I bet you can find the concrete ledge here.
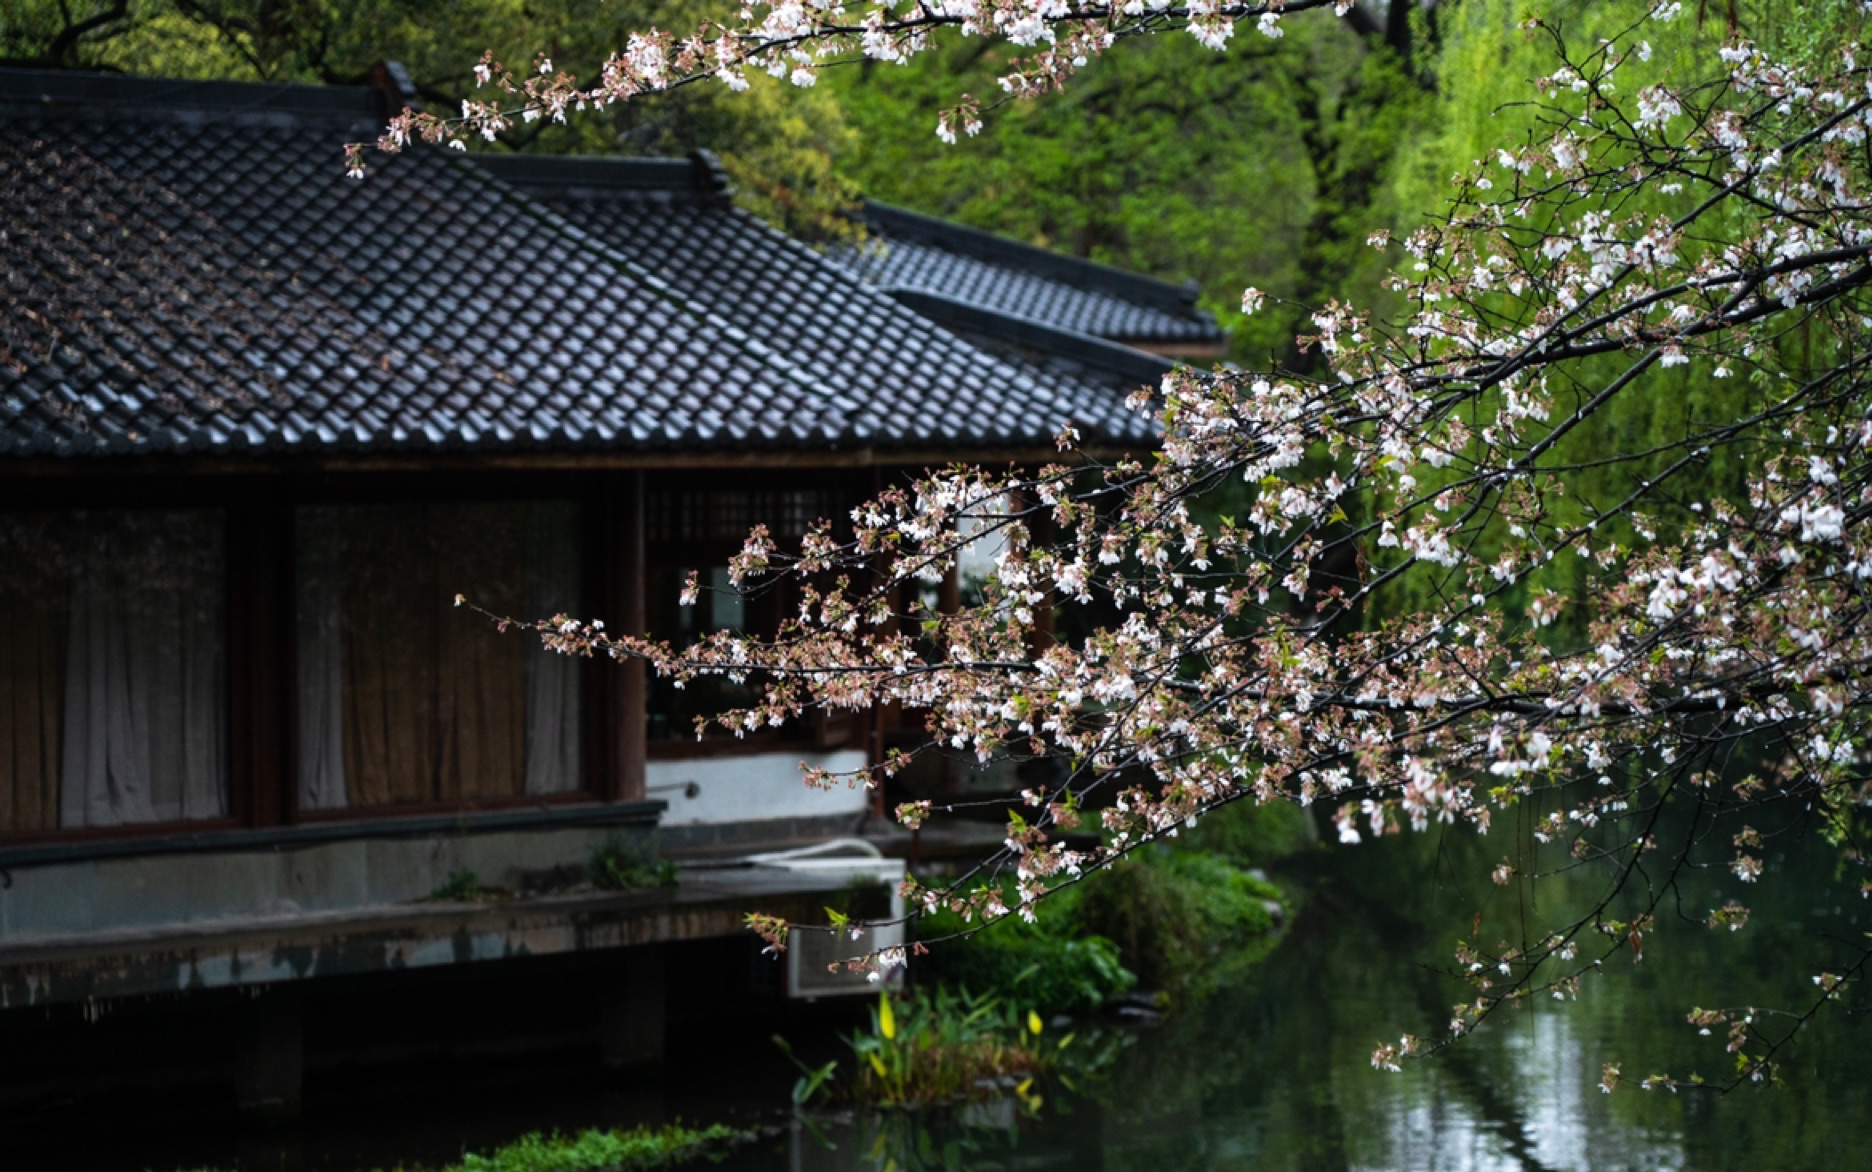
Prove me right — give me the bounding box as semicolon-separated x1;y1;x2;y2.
0;867;887;1010
647;748;869;826
657;813;866;856
0;800;666;870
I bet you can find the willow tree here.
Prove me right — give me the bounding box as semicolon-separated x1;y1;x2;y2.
408;0;1872;1086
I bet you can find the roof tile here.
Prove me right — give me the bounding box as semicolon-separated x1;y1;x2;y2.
2;70;1164;461
841;201;1223;348
476;154;1162;451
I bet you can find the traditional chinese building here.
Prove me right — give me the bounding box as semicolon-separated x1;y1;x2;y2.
0;65;1217;1114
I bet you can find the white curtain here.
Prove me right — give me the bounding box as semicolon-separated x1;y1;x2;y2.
58;512;227;828
523;501;583;796
295;508;349;811
293;500;585;810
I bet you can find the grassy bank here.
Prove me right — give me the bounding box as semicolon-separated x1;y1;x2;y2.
785;801;1311;1111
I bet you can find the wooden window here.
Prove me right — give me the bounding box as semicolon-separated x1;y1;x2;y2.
644;563;783;744
0;508;228;834
293;500;586;811
646;486;837;546
642;481;850;750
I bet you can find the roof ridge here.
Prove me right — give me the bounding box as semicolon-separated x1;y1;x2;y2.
885;290;1173;386
861;199;1208;319
472;151;732;202
0;67;388;128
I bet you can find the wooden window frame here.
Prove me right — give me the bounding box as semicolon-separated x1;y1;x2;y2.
0;477;253;846
0;463;883;847
280;471;611;823
0;468;624;846
641;471;866;759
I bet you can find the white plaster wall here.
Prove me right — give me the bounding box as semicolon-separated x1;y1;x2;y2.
646;748;870;825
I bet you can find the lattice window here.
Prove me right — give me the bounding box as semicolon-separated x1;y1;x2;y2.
647;487;835;545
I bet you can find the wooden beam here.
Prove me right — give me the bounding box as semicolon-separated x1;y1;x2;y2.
617;471;648;803
0;444;1153;480
599;943;666;1075
228;481;288;828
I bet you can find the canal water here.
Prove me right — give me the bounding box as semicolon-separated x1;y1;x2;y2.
27;817;1872;1171
744;817;1872;1172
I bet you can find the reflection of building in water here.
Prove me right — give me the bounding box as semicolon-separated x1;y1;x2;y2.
1371;1009;1690;1172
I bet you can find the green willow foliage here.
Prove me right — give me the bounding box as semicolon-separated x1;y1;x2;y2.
1367;0;1867;629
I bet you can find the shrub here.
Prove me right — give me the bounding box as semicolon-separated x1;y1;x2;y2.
917;846;1286;1007
919;906;1135;1015
1065;849;1284;1000
1173;799;1315;868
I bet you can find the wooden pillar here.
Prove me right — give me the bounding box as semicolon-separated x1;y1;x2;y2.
937;561;961;617
936;559;961;796
1030;499;1057;653
229;480;288;829
234;985;303;1122
616;470;648;803
599;943;666;1075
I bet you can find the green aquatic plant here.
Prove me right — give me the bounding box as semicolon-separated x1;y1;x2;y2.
846;988;1060;1109
443;1122;748;1172
773;1033;841;1108
163;1123;745;1172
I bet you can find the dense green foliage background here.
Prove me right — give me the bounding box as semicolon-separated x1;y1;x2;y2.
826;12;1438;364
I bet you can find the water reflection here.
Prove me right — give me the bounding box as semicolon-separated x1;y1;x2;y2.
770;820;1870;1172
36;817;1867;1171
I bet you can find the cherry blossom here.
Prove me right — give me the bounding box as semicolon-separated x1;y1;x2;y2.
450;3;1872;1085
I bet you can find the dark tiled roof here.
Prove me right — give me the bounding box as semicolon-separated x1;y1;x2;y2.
0;70;1157;461
836;201;1224;348
473;154;1159;449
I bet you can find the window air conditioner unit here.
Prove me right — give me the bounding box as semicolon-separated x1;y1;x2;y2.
746;841;906;1000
